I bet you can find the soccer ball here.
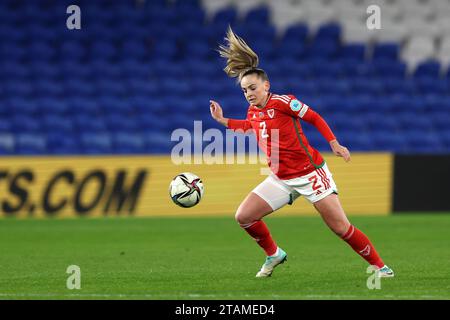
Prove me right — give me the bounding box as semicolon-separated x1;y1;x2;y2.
169;172;204;208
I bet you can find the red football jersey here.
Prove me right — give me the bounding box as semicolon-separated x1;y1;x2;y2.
227;93;334;180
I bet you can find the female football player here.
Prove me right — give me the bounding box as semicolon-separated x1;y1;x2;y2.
209;27;394;278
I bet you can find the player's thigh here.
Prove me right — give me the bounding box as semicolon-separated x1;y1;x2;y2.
235;192;273;225
235;175;293;224
313;193;350;236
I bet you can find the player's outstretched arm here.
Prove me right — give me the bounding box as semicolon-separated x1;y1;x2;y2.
209;100;252;132
301;107;351;162
209;100;229;127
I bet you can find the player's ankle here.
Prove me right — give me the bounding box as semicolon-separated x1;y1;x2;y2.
269;247;280;257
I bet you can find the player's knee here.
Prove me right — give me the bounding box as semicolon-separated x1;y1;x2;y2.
235;209;253;225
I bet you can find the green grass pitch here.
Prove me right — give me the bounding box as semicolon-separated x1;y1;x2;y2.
0;214;449;300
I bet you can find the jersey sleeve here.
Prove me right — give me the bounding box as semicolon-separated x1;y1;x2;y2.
272;94;309;118
227;118;252;131
279;94;336;142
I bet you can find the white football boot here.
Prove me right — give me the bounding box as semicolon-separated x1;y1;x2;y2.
255;248;287;278
377;265;395;278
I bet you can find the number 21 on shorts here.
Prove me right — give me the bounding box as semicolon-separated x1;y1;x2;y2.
308;175;322;191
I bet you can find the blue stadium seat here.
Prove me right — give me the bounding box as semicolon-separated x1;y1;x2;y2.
338;131;373;151
120;40;149;60
132;96;165;115
12;115;42;133
212;7;238;25
69;98;101;115
372;132;407;152
308;40;339;59
9;98;39;115
415;78;449;95
390;94;422;113
340;44;366;61
350;77;384;95
151;40;178;60
27;41;56;61
414;60;442;79
366;114;399;132
431;112;450;130
0;133;14;154
310;61;345;79
277;38;306;62
244;6;270;25
34;80;65;97
38;98;70;115
16;133;47;154
282;23;309;43
143;133;173;153
373;60;406;78
89;41;117;60
403;131;443;153
3;82;34;98
185;60;219;78
59;62;92;79
105;114;138;132
383;78;416;95
289;79;319;96
317;79;351;96
0;42;27;61
0;62;30;80
441;130;450;149
73;115;108;133
183;40;213;60
96;80;127;97
315;23;341;41
397;113;433;131
64;79;96;97
176;6;205;27
328;113;366;132
138;113;171;132
112;132;145;154
372;43;399;61
0;117;12;133
342;61;375;77
249;39;276;60
91;60;122;79
80;132;112;154
422;94;450;112
30;62;60;80
42;115;74;133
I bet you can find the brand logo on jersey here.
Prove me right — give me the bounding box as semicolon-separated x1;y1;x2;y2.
252;114;257;119
316;190;322;196
267;109;275;118
290;99;302;112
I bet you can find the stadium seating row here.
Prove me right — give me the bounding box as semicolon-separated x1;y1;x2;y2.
0;0;448;155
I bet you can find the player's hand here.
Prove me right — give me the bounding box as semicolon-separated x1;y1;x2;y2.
330;140;351;162
209;100;228;126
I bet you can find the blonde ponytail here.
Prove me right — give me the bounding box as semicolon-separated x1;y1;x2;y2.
218;26;260;81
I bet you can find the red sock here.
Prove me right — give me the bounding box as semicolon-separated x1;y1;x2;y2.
240;220;278;256
341;225;384;268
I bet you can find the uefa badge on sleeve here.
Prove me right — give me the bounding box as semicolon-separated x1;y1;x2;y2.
290;99;302;112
